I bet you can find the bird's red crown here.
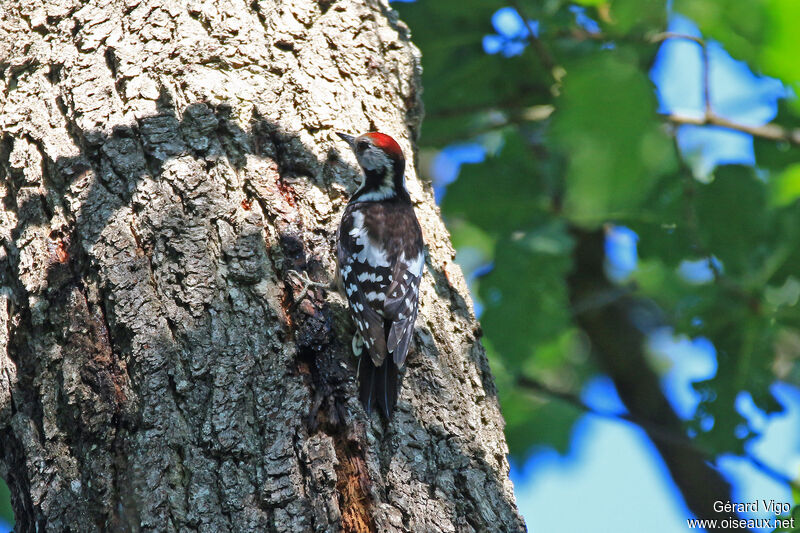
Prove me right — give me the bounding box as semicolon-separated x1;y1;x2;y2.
365;132;403;159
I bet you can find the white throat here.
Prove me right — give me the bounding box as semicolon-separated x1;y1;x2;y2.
355;183;396;202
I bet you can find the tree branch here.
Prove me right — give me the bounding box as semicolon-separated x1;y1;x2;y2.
510;1;557;79
665;112;800;145
517;375;800;493
567;227;750;529
517;376;699;452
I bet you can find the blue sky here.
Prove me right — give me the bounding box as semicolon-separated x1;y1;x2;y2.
650;15;787;179
431;5;799;533
510;380;799;532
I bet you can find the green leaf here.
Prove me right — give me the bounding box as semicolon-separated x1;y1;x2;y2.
448;218;495;259
504;392;579;456
441;130;548;236
632;259;695;319
761;0;800;99
551;51;676;226
692;310;780;454
478;225;573;369
673;0;766;66
486;341;582;456
771;163;800;207
754;102;800;170
627;172;694;267
765;204;800;286
695;165;769;276
609;0;667;35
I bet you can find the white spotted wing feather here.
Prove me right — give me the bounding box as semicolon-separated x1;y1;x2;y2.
337;203;423;368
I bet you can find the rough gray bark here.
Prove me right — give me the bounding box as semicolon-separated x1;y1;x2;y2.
0;0;526;531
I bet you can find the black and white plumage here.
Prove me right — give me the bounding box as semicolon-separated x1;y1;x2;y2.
335;132;424;419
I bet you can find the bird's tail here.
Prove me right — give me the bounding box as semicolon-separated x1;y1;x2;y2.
358;355;399;419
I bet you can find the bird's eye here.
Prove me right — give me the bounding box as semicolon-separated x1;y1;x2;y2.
356;140;370;152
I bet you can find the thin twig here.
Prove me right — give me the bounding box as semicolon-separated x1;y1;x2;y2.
650;31;705;46
701;40;712;116
510;0;557;78
669;133;725;284
517;376;698;451
665;112;800;145
744;453;800;492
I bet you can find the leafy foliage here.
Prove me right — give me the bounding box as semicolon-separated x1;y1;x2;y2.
552;51;676;224
673;0;765;65
396;0;800;475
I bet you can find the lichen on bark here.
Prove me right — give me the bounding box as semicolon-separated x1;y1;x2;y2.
0;0;526;531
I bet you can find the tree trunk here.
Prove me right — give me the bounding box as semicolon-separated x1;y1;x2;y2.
0;0;525;531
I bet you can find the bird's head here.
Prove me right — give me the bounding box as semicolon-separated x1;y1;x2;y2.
337;132;408;203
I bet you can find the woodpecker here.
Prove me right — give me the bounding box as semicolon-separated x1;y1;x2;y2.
333;131;424;419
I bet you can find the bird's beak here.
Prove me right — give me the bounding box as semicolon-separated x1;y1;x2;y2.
336;132;356;150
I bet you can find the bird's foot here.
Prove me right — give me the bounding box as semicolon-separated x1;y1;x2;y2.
286;270;331;311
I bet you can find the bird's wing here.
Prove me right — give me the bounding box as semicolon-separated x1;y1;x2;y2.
384;249;424;367
338;207;393;366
